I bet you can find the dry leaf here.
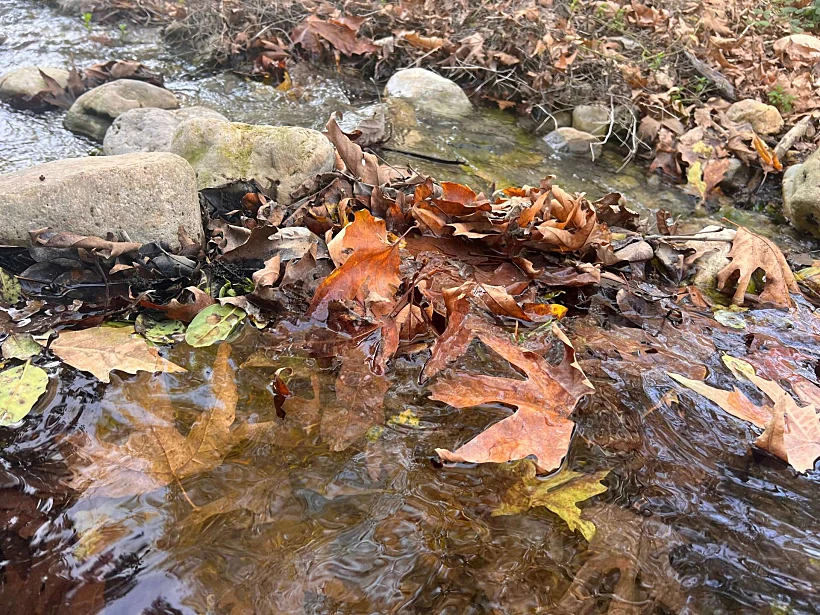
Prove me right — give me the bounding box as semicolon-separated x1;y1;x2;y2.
49;326;186;383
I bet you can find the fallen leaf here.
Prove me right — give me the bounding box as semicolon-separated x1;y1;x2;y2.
0;361;49;426
493;461;609;541
752;133;783;172
1;333;42;360
135;314;186;345
322;347;389;451
68;344;237;500
430;295;594;472
716;227;800;307
185;304;246;348
140;286;216;323
49;326;186;383
0;268;22;304
668;372;770;427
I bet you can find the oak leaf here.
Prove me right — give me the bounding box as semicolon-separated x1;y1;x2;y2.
49;326;186;383
68;343;238;500
716;227;800;307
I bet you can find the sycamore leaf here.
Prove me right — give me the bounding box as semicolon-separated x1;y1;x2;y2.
135;314;186;345
307;215;402;321
493;461;610;541
429;292;594;472
0;361;49;426
327;209;392;267
49;326;186;383
68;343;237;500
716;227;800;308
184;473;292;528
668;373;770;427
185;304;246;348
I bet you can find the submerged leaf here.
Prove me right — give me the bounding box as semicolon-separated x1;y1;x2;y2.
493;461;609;541
185;304;246;348
135;314;186;345
68;344;237;500
1;333;42;360
0;361;49;426
0;268;22;304
49;326;186;383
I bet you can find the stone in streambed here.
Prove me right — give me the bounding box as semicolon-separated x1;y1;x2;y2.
726;99;783;135
0;66;71;110
782;150;820;236
0;152;202;249
384;68;472;118
543;127;602;158
103;106;229;155
170;118;335;204
65;79;179;141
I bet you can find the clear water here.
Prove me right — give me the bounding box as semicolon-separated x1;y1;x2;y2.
2;2;820;614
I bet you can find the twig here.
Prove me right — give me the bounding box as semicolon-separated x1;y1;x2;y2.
775;116;813;160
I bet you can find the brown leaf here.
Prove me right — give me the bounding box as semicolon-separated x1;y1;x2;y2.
752;133;783;172
716;227;800;307
429;298;594;472
323;347;389;451
68;344;236;500
325;116;389;186
291;15;378;56
307;213;402;321
140;286;216;323
668;373;771;427
49;326;186;383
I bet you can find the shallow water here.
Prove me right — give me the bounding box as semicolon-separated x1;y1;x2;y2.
3;2;820;614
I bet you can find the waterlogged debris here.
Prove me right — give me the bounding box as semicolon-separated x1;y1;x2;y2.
389;408;420;428
430;293;594;473
49;325;186;383
135;314;186;345
1;333;42;360
0;360;49;426
716;227;800;308
185;304;246;347
140;286;216;323
68;344;237;501
714;309;746;329
0;268;22;304
670;356;820;473
493;461;609;541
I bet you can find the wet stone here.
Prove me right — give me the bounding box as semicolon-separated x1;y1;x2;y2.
103;106;229;155
384;67;472;118
543;127;602;158
0;152;203;249
0;66;70;110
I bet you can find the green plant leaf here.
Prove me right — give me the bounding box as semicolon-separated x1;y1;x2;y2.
1;333;42;360
0;361;49;426
493;461;610;541
0;268;21;304
135;314;186;345
184;304;246;348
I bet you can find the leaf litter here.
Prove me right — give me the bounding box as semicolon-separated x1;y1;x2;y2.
2;103;820;610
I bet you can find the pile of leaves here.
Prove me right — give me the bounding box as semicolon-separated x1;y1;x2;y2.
1;111;819;549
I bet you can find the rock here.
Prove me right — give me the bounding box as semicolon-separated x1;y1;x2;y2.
103;106;229;155
170;118;335;203
540;110;573;132
384;68;472;118
0;66;71;110
782;153;820;236
719;157;750;193
726;99;784;135
572;105;611;137
64;79;179;141
0;153;202;249
543;128;602;158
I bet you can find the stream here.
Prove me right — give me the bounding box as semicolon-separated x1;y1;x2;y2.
2;1;820;614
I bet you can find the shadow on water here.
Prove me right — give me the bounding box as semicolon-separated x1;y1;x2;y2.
3;1;820;613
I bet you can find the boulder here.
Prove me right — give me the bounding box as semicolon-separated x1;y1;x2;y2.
543;127;602;158
103;106;229;155
726;99;784;135
0;153;202;249
0;66;71;110
64;79;179;141
170;118;335;203
384;68;472;118
783;154;820;236
540;110;573;132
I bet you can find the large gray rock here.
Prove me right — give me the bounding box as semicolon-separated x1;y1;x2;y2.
170;118;335;204
65;79;179;141
543;127;602;158
572;105;611;137
103;106;229;155
0;66;71;110
384;68;472;118
0;153;202;249
783;154;820;236
726;99;784;135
